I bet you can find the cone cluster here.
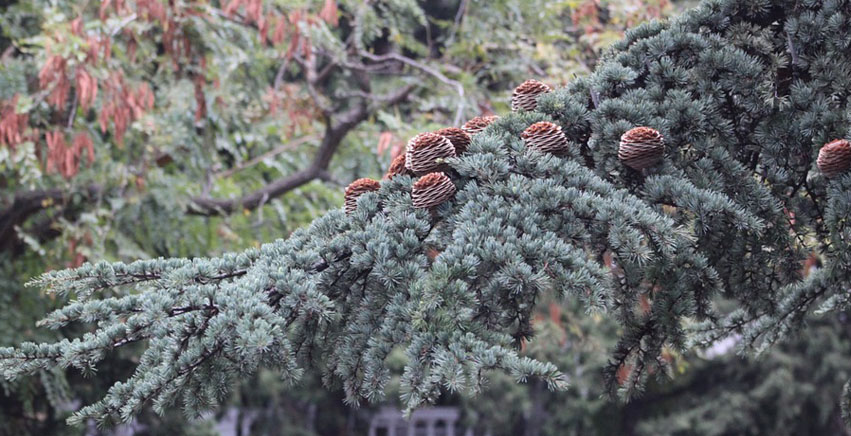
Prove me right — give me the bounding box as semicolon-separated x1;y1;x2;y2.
522;121;569;155
344;178;381;214
412;172;456;209
618;127;665;170
817;139;851;178
405;132;456;175
512;80;552;112
434;127;471;155
384;154;412;179
462;116;499;135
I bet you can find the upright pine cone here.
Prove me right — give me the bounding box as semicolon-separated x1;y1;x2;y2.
817;139;851;178
384;154;412;179
405;132;456;175
344;178;381;214
511;79;552;112
434;127;472;155
521;121;569;155
618;127;665;170
462;115;499;135
412;172;456;209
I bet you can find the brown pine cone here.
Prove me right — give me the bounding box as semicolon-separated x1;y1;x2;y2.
412;172;456;209
434;127;472;155
384;154;413;179
817;139;851;178
344;178;381;214
618;127;665;170
462;115;499;135
511;79;552;112
405;132;456;175
521;121;569;155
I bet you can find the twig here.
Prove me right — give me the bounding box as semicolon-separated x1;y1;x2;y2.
66;91;78;129
786;31;799;66
336;84;416;104
273;58;290;91
445;0;469;47
214;135;319;179
590;88;601;109
296;52;334;115
109;13;138;37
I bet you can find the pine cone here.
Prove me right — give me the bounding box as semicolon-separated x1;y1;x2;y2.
412;172;456;209
511;79;552;112
434;127;472;155
462;115;499;135
384;154;412;179
405;132;456;175
618;127;665;170
344;178;381;214
817;139;851;178
521;121;569;155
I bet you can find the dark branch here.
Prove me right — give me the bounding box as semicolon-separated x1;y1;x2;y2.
0;185;102;251
189;82;414;216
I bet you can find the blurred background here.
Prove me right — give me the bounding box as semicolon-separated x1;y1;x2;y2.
1;0;850;434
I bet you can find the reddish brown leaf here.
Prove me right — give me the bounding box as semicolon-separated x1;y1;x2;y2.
246;0;262;23
224;0;241;16
72;132;95;165
70;17;83;36
0;95;29;148
75;67;98;111
319;0;339;26
258;15;269;45
376;131;393;156
99;0;112;20
272;14;287;45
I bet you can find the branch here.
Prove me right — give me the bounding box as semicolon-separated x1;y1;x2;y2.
190;74;415;216
337;84;417;105
445;0;469;47
108;13;138;37
296;52;334;115
213;135;319;179
360;51;466;125
0;185;102;251
189;102;371;215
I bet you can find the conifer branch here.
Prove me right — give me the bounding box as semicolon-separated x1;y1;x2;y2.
7;0;851;426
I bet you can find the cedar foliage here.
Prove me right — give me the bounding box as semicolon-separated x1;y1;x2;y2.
4;0;851;427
